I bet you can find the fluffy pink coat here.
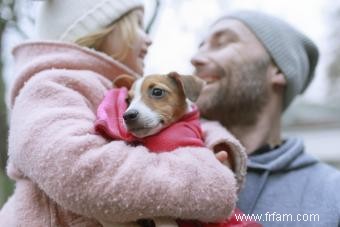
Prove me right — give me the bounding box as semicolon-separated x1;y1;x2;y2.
0;41;245;227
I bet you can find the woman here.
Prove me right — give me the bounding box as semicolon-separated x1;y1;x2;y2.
0;0;245;226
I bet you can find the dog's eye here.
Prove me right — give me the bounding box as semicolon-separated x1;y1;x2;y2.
125;97;131;105
150;88;165;98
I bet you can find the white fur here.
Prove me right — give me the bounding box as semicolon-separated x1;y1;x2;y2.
186;99;194;112
125;78;163;138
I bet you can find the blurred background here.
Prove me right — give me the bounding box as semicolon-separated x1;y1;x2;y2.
0;0;339;208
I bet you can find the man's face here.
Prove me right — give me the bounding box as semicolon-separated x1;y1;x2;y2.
191;19;271;127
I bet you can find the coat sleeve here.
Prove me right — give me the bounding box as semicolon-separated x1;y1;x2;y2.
8;70;237;223
200;120;247;191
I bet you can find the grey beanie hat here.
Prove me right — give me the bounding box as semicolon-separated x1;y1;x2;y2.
221;11;319;111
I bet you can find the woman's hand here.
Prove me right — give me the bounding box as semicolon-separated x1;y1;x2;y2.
200;119;247;191
215;150;232;169
213;144;234;171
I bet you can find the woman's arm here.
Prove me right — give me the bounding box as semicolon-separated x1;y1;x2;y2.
201;120;247;190
8;69;237;223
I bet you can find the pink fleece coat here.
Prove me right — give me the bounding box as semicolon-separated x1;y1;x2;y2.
0;41;245;227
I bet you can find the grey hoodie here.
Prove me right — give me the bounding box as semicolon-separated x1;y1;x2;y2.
237;137;340;227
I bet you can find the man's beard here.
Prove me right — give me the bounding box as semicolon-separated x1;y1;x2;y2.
198;60;270;128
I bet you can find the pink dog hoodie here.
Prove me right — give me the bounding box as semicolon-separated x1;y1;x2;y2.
95;87;204;151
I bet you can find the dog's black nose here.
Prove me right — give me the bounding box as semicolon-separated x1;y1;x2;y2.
123;110;139;122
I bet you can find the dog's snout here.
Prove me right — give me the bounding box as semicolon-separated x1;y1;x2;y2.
123;110;139;122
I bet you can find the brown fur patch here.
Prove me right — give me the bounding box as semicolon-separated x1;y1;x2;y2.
140;75;188;126
113;74;136;89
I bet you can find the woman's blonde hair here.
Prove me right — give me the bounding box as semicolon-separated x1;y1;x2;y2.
75;9;140;61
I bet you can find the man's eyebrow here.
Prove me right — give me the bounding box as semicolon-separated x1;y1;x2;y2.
198;28;239;48
212;28;239;40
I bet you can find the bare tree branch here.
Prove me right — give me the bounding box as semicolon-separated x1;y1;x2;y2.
146;0;161;34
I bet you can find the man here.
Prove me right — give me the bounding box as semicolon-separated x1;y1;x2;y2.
191;11;340;226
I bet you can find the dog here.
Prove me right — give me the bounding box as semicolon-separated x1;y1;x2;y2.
115;71;205;139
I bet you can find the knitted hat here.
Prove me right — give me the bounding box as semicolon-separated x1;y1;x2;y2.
219;11;319;111
36;0;144;42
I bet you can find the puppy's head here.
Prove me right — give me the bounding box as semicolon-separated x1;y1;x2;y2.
113;72;205;138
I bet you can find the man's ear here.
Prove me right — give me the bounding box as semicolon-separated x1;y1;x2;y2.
270;64;286;87
167;72;206;102
113;74;136;89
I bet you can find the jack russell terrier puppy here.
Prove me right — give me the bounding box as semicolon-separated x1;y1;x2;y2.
120;71;204;139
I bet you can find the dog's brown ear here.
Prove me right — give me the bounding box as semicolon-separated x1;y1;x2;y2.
168;72;205;102
113;74;136;89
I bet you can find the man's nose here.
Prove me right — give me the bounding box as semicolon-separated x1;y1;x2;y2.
191;53;209;67
123;110;139;122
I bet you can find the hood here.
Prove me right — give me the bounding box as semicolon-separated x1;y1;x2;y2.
237;137;319;214
248;137;318;172
10;41;139;107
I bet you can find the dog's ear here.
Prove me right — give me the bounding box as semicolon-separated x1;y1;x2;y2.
113;74;136;89
168;72;205;102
